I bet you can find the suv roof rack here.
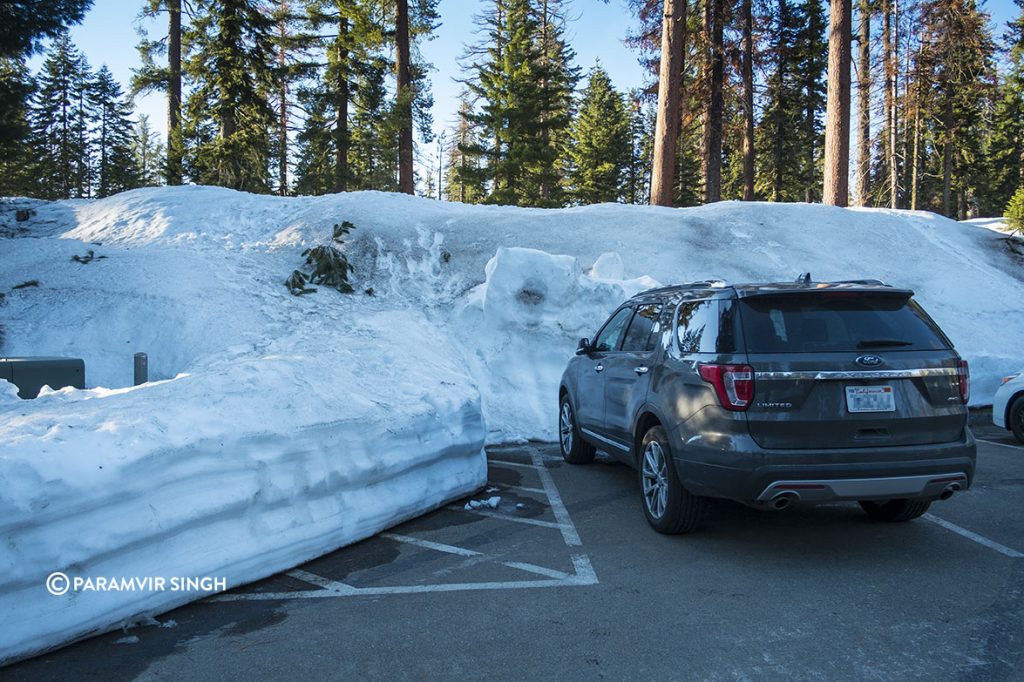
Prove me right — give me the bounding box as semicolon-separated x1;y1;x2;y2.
638;279;730;297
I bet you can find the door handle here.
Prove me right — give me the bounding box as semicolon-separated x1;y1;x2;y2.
634;366;649;375
595;364;604;372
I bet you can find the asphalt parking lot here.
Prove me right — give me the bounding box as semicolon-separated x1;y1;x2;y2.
5;431;1022;681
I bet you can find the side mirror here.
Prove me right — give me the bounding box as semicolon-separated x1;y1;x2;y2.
576;338;591;355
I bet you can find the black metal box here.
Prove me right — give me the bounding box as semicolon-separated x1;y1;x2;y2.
0;357;85;399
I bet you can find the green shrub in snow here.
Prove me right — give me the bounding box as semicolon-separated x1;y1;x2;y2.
285;221;356;296
1005;187;1024;234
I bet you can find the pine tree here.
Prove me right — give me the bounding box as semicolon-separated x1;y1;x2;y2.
132;114;165;186
565;64;631;204
624;90;653;205
133;0;184;185
981;0;1024;215
29;33;93;199
90;65;139;196
915;0;994;218
0;0;91;167
460;0;576;207
182;0;276;192
756;0;803;202
0;57;34;196
445;89;487;203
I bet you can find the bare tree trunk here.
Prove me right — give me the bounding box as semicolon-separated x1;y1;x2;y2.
396;0;414;195
856;0;871;206
702;0;724;203
278;0;288;196
167;0;182;186
333;12;349;193
823;0;852;206
741;0;755;200
650;0;687;207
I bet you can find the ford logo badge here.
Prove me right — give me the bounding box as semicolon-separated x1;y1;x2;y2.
856;354;884;367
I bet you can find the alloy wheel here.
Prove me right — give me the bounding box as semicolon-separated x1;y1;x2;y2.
560;402;573;455
642;441;669;519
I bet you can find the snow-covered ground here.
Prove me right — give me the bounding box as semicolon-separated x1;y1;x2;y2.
2;187;1023;663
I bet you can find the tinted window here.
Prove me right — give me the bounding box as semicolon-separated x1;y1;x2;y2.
593;307;633;352
738;294;950;353
676;299;720;353
622;304;661;352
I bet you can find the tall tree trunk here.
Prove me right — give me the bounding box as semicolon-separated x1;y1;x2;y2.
823;0;852;206
856;0;871;206
278;0;288;196
396;0;414;195
741;0;755;200
910;78;921;210
882;0;898;208
333;12;349;193
942;105;953;217
167;0;182;186
539;0;550;201
702;0;724;203
772;0;789;203
650;0;686;207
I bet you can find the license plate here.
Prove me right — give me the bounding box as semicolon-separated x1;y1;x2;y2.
845;385;896;413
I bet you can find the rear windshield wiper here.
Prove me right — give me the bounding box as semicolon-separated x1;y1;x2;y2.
856;339;913;348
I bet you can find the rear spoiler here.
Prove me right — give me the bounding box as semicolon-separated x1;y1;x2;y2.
736;286;915;299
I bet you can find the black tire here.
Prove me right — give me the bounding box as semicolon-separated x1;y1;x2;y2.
638;426;704;534
559;395;595;464
1009;394;1024;444
859;499;931;522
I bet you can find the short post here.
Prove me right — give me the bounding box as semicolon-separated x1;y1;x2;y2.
134;352;148;386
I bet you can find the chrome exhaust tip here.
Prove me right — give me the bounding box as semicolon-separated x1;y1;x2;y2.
771;491;799;510
939;482;962;501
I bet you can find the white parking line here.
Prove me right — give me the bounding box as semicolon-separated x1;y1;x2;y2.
923;514;1024;559
529;446;583;548
445;505;568;530
488;459;542;470
976;438;1023;451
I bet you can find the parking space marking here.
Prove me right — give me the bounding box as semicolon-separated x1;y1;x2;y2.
977;438;1023;451
528;446;584;548
487;459;543;470
445;505;568;530
206;451;598;603
285;570;357;594
501;484;547;495
380;532;480;557
924;514;1024;559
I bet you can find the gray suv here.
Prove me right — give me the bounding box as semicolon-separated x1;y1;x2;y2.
558;277;976;534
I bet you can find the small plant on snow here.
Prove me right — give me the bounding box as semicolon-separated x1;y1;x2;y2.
285;221;356;295
1005;186;1024;236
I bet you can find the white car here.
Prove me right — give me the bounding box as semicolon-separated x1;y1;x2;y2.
992;370;1024;443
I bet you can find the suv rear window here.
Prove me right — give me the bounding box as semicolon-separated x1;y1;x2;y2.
738;294;950;353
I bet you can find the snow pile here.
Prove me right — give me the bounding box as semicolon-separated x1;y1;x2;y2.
2;187;1024;663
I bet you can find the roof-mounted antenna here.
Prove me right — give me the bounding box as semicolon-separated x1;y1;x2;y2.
796;272;812;284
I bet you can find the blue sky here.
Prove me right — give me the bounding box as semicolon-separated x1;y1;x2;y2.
28;0;1022;178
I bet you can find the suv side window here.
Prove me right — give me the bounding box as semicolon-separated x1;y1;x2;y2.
621;304;662;352
593;307;634;352
676;299;719;353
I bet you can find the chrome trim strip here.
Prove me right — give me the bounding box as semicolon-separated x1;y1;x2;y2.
580;427;631;451
754;368;958;381
755;472;968;502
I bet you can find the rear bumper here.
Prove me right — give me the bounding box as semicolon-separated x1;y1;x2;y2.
755;472;968;503
672;428;977;504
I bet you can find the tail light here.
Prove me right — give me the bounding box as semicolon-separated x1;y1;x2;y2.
956;359;970;404
699;363;754;411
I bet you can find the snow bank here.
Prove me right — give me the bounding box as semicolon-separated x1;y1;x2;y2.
2;187;1024;662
